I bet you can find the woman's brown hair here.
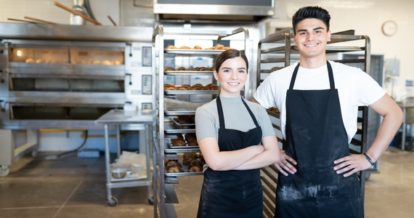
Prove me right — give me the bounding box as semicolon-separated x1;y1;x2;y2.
214;49;248;73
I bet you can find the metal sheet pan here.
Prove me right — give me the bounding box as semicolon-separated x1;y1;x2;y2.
164;98;202;115
164;122;195;134
165;49;224;55
165;70;213;76
165;171;202;177
165;90;218;95
171;117;195;128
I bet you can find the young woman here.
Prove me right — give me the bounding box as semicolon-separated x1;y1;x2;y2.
195;49;281;218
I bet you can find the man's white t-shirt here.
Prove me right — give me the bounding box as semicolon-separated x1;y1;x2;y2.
254;61;385;142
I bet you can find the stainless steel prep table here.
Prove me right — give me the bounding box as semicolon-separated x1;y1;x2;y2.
96;109;153;206
398;98;414;151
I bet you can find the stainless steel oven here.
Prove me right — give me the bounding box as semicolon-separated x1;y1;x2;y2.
0;23;154;175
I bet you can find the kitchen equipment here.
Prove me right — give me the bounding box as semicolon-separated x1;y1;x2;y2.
111;166;128;179
0;23;154;177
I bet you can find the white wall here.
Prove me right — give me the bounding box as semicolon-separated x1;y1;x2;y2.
271;0;414;100
0;0;120;25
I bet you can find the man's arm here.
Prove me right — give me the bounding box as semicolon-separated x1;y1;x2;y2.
366;94;403;160
334;94;403;177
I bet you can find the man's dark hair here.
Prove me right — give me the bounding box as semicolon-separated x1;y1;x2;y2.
292;6;331;32
214;49;248;73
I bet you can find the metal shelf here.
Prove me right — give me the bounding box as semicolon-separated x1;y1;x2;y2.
165;49;225;55
165;70;214;76
164;122;195;134
165;90;218;95
165;171;203;177
165;147;200;153
155;25;250;218
165;110;195;116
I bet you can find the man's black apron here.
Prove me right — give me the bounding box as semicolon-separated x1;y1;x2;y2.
276;62;363;218
197;96;263;218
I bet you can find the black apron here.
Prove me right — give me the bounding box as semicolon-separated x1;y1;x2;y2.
275;62;363;218
197;96;263;218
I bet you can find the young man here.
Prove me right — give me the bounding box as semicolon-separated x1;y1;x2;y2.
254;6;403;218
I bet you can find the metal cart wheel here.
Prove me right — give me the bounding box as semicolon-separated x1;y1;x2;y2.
107;196;118;207
0;165;10;177
32;150;38;157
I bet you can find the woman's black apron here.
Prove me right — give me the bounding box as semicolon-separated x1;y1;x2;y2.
197;96;263;218
275;62;363;218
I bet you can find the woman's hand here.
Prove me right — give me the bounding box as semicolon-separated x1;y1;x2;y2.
274;150;297;176
333;154;372;177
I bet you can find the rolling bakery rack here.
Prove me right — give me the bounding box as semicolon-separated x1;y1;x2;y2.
152;25;250;218
256;29;376;218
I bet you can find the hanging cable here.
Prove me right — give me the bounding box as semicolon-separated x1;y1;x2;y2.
45;130;89;160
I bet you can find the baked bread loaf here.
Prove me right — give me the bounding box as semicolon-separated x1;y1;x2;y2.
183;153;195;166
164;84;176;90
171;138;186;147
179;45;191;49
205;83;218;90
165;160;182;173
186;133;198;147
191;84;204;90
214;44;225;50
164;66;174;71
189;165;202;172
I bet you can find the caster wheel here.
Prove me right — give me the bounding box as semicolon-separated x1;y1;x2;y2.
0;165;10;177
32;150;38;157
107;196;118;207
148;196;154;205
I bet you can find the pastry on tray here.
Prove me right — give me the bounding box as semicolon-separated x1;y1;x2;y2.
165;160;182;173
179;45;191;49
171;138;186;147
193;45;202;50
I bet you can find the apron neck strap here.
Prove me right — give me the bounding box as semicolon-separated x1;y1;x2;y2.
327;61;335;89
240;97;260;128
216;96;260;129
289;61;335;90
216;96;226;129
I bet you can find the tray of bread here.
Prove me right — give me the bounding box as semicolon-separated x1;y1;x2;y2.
164;67;213;75
267;107;280;117
164;152;205;177
164;44;231;55
164;83;219;95
165;133;199;153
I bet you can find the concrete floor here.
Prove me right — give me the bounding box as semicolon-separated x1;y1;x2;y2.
0;149;413;218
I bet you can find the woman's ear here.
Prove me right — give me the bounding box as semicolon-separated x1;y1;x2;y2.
213;71;218;81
